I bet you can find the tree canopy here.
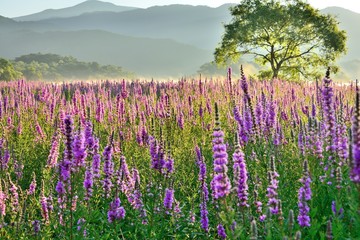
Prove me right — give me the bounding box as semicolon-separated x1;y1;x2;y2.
0;58;22;81
12;53;133;80
214;0;347;80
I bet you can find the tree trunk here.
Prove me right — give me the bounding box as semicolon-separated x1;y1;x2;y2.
272;69;279;79
271;64;281;79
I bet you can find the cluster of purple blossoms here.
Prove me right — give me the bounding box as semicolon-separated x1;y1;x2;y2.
211;103;231;199
149;135;161;171
197;147;209;232
56;115;74;208
84;121;95;152
107;197;125;223
47;129;60;168
9;178;19;213
298;160;312;227
84;165;93;201
163;152;174;176
77;218;86;232
266;156;280;215
35;119;46;140
0;143;10;171
40;193;49;223
240;65;257;137
72;130;87;168
321;69;337;153
102;141;114;198
117;155;134;197
131;169;147;224
164;188;174;212
331;200;344;217
32;220;40;235
351;84;360;183
27;173;37;195
254;185;266;221
217;223;227;239
92;137;101;179
233;134;248;207
0;181;6;217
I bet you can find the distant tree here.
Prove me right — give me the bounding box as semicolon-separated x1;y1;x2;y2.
13;53;133;80
20;61;47;80
214;0;347;80
15;53;64;64
0;58;22;81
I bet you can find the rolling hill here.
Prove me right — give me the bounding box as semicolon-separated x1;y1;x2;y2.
14;0;138;21
0;29;211;76
32;4;234;50
0;2;359;79
322;7;360;62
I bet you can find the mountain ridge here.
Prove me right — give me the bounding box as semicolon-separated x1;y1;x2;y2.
14;0;138;21
0;29;212;77
1;3;359;79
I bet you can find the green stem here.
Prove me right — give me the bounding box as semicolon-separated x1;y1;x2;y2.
70;170;73;240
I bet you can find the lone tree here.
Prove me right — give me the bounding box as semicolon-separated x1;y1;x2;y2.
214;0;347;80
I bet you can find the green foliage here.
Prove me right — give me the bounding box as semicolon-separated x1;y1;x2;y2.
12;53;134;80
0;58;22;81
214;0;347;80
0;76;359;239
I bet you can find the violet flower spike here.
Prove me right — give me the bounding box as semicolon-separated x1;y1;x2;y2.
102;141;114;198
211;102;231;199
217;224;227;239
73;130;87;168
107;197;126;223
266;156;280;215
233;133;249;207
351;81;360;183
164;188;174;211
0;181;6;217
27;173;37;195
297;160;312;227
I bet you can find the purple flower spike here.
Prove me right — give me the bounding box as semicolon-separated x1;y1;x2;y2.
351;81;360;183
321;69;336;153
298;160;311;227
266;156;280;215
102;139;114;198
108;197;125;223
233;133;248;207
217;224;227;239
211;103;231;200
164;188;174;211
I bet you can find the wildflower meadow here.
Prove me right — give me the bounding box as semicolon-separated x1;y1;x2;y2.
0;68;359;239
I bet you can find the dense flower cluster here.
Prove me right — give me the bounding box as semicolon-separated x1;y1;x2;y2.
298;160;312;227
211;103;231;199
0;70;358;239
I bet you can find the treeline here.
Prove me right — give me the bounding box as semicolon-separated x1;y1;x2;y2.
0;53;133;81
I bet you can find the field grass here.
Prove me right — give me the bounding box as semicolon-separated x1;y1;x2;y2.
0;71;359;239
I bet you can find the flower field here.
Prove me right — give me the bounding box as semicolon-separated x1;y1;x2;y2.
0;68;359;239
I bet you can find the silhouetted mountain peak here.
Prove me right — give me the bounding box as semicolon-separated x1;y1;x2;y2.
321;6;359;15
14;0;138;21
1;3;359;79
0;15;16;23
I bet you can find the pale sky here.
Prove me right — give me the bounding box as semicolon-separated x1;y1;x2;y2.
0;0;359;18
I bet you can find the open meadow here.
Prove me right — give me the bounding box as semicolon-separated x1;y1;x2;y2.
0;69;359;239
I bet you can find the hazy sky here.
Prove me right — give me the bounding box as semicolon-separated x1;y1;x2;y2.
0;0;359;18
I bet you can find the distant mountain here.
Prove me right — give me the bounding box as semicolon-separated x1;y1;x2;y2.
0;29;211;77
321;7;360;62
0;15;16;24
32;4;234;50
25;5;359;55
14;0;138;21
1;3;360;79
